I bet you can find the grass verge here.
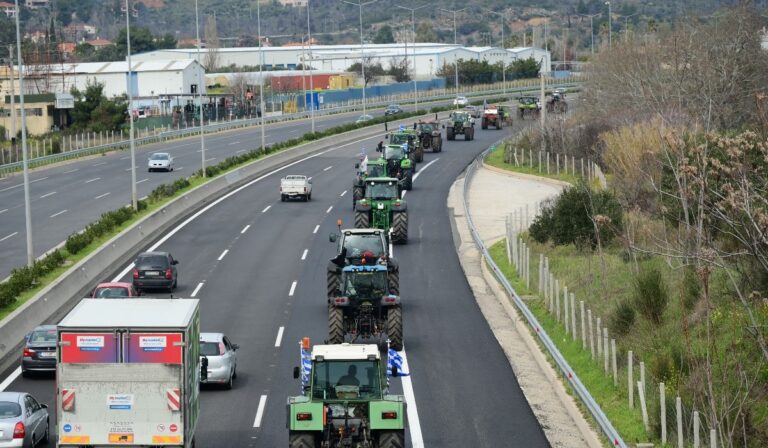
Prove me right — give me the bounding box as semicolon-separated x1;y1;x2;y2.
484;143;581;184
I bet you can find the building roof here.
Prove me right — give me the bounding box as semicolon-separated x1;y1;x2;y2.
59;299;199;328
28;59;200;75
312;343;381;361
0;2;15;7
87;38;113;47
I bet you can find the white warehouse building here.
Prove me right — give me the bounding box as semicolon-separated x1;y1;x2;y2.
131;43;551;79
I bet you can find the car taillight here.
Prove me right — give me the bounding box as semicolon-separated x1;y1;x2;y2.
296;412;313;421
165;268;173;279
381;411;397;419
218;342;226;355
23;348;35;358
13;421;25;439
303;187;307;193
133;268;139;279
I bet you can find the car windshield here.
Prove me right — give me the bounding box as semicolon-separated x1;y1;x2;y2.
94;287;130;298
0;401;22;418
389;134;410;145
367;164;386;178
520;97;536;105
366;182;398;199
342;271;388;297
453;113;468;120
384;146;404;159
136;255;168;268
312;360;381;400
418;124;434;133
343;234;384;257
29;329;57;343
150;153;169;161
200;342;222;356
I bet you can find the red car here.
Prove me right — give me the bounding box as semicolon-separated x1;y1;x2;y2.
89;282;140;299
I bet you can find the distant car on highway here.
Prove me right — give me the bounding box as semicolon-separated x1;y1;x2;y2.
148;152;174;172
464;105;481;118
88;282;139;298
21;325;57;377
0;391;50;447
453;96;468;107
132;251;178;293
200;332;238;389
355;114;374;124
384;104;403;116
280;175;312;202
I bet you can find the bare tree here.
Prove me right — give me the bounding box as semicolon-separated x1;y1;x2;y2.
203;15;221;72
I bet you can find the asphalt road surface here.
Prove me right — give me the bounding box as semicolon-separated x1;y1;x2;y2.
0;111;552;446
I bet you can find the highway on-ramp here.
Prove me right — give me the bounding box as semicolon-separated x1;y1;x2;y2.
0;113;551;446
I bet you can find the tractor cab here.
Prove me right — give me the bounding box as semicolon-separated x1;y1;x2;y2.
339;265;390;301
365;178;400;200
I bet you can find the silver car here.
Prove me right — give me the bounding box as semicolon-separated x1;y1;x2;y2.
147;152;174;172
0;392;49;448
199;333;238;389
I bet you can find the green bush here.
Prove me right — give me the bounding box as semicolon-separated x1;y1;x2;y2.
633;267;669;325
65;232;90;254
529;182;623;249
609;300;636;336
681;267;700;311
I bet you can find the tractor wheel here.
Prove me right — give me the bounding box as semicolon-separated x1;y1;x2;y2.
354;210;370;229
328;305;344;345
391;211;408;244
497;120;503;130
481;118;488;129
432;136;441;152
402;172;413;191
465;128;473;141
446;127;455;140
386;306;403;352
289;432;316;448
378;431;405;448
388;269;400;296
416;147;424;163
327;266;340;297
353;186;364;209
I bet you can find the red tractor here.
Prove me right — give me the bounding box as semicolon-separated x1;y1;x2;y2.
481;106;503;130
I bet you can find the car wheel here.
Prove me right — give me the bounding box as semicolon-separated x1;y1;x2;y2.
148;168;152;173
41;419;50;444
21;368;29;378
232;364;237;379
225;371;233;390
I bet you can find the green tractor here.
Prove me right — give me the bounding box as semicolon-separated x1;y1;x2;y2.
288;339;406;448
355;177;408;244
414;120;443;153
352;157;389;208
518;95;541;120
377;144;414;191
445;110;475;141
388;129;422;163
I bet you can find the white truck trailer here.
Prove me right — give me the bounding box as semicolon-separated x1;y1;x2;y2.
56;299;201;447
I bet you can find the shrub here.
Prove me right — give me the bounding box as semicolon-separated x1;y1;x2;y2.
633;267;669;325
681;267;700;311
610;300;636;336
65;232;90;254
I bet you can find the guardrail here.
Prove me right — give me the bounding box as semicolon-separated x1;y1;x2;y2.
0;81;580;177
462;142;626;448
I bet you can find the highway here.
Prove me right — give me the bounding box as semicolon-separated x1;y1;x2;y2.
0;110;551;446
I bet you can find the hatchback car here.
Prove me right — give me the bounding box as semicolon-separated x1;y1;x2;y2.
20;326;57;378
132;251;178;293
355;114;374;124
0;392;49;448
384;104;403;116
453;96;468;107
148;152;174;172
89;282;139;299
200;333;239;389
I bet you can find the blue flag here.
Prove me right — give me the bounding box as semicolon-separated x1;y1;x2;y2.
387;348;410;376
399;124;406;132
300;348;312;393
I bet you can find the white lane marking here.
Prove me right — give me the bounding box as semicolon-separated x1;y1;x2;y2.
400;350;425;447
205;157;216;162
236;149;247;154
124;166;138;172
288;281;297;296
402;158;440;200
176;167;184;171
93;162;107;166
84;177;101;184
191;282;204;297
262;205;271;213
136;178;148;184
229;141;241;145
323;165;333;171
313;224;320;234
0;232;18;243
0;208;7;214
63;168;79;174
340;190;347;197
50;209;68;218
31;176;49;183
120;156;131;160
40;191;57;199
94;192;111;199
326;206;333;214
218;249;229;261
253;395;268;428
241;224;250;234
0;176;49;192
301;249;308;260
0;367;21;392
110;135;379;282
274;327;285;347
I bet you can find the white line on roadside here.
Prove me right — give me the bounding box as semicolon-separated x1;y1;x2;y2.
323;165;333;171
94;192;111;200
262;205;271;213
340;190;347;197
40;191;57;199
93;162;107;167
241;225;250;234
205;157;216;162
0;367;21;392
253;395;268;428
120;156;130;160
136;178;148;184
313;224;320;234
63;168;79;174
229;141;241;145
0;209;7;214
50;210;68;218
301;249;308;260
191;282;204;297
176;167;184;171
402;158;439;200
0;232;18;243
326;206;333;214
400;350;425;447
274;327;285;347
218;249;229;261
0;176;49;192
84;177;101;184
288;281;297;296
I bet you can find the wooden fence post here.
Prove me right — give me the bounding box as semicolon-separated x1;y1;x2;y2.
580;301;586;349
570;293;577;340
603;328;609;374
555;279;561;322
596;317;602;356
694;411;700;448
563;286;570;333
611;339;617;385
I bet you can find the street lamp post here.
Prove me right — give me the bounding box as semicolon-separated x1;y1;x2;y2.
13;0;32;266
579;13;601;55
439;7;466;97
605;1;612;48
482;8;508;98
341;0;376;117
194;0;207;177
257;0;266;151
396;4;428;113
124;0;138;209
306;0;315;133
619;12;640;43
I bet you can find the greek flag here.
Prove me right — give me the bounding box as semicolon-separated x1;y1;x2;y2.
300;348;312;393
387;348;410;376
401;143;408;151
399;124;406;132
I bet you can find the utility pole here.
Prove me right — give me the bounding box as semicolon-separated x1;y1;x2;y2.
606;1;612;48
194;0;207;177
483;8;508;98
341;0;376;117
7;44;16;159
257;0;266;151
440;8;466;96
13;0;32;266
306;0;315;133
396;4;428;112
124;0;138;210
